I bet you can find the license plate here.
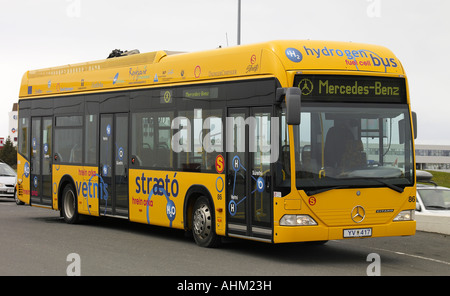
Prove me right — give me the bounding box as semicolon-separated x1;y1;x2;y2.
7;189;14;193
343;228;372;238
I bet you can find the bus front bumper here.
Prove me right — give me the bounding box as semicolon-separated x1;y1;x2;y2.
273;220;416;243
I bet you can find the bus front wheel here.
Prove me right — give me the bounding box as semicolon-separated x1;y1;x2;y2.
192;196;220;248
62;184;79;224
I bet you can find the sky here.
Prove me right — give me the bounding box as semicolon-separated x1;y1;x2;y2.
0;0;449;145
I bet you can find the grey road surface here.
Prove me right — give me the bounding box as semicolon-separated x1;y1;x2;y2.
0;198;448;276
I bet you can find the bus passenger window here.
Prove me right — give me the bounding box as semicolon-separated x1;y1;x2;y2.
54;129;82;163
54;115;83;164
85;115;97;165
19;117;29;158
156;115;172;167
132;111;173;168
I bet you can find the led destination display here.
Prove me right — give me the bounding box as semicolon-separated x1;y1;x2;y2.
294;75;406;103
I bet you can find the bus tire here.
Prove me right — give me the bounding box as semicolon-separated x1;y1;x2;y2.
62;183;79;224
192;196;220;248
14;190;24;205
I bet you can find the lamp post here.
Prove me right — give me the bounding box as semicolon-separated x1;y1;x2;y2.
237;0;241;45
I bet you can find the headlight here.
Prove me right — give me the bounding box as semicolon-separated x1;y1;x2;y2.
280;214;318;226
393;210;415;221
0;183;4;187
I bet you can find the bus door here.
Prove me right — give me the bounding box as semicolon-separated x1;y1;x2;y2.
30;117;53;207
99;113;129;218
226;107;273;242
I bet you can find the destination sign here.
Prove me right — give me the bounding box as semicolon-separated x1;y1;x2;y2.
294;75;406;103
183;87;218;100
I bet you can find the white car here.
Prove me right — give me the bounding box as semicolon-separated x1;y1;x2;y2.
0;162;17;200
416;171;450;216
416;185;450;216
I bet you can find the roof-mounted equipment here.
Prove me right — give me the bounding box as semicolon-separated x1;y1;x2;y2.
107;49;140;59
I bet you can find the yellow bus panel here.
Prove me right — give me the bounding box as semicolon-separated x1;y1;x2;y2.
52;165;100;215
16;154;31;205
19;40;405;99
128;169;226;236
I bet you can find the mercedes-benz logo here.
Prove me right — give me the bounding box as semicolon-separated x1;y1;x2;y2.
351;206;366;223
298;78;313;96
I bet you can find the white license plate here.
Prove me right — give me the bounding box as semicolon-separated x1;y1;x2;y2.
7;189;14;193
343;228;372;238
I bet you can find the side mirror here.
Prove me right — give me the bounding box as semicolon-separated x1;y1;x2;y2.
285;87;301;125
412;111;417;139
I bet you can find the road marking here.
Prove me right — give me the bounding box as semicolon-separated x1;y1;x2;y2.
334;240;450;266
384;249;450;266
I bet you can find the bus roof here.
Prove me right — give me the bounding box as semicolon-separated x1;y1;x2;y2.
19;40;405;98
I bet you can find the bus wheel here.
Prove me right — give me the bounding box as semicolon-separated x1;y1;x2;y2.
14;190;24;205
192;196;220;248
62;184;79;224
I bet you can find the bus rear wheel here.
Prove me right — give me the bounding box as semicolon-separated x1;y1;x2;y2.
62;184;79;224
192;196;220;248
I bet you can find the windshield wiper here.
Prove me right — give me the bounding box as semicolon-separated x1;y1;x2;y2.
305;179;404;196
339;177;404;193
372;179;404;193
306;186;348;196
426;205;450;210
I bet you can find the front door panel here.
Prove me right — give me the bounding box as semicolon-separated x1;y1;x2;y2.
100;113;129;217
30;117;52;207
227;107;273;241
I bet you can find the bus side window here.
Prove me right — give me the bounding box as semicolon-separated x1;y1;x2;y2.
132;112;173;168
19;117;29;158
85;114;98;165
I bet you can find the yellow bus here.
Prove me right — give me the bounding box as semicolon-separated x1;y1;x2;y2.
16;40;417;247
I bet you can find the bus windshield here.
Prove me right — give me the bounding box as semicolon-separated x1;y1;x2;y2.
292;104;415;195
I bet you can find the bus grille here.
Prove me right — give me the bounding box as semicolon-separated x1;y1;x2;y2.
18;183;23;197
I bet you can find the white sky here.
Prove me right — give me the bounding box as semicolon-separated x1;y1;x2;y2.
0;0;449;145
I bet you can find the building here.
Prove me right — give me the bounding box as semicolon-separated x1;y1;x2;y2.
8;103;18;146
415;144;450;172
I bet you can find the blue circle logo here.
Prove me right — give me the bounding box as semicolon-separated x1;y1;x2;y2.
102;165;108;176
256;177;265;193
232;155;241;171
216;176;224;193
24;162;30;178
285;48;303;63
228;200;237;216
166;199;176;222
118;147;124;161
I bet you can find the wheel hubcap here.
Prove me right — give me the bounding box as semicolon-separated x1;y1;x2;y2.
193;204;211;239
64;190;75;219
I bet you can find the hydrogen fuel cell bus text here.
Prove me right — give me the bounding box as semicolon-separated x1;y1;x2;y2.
17;40;417;247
